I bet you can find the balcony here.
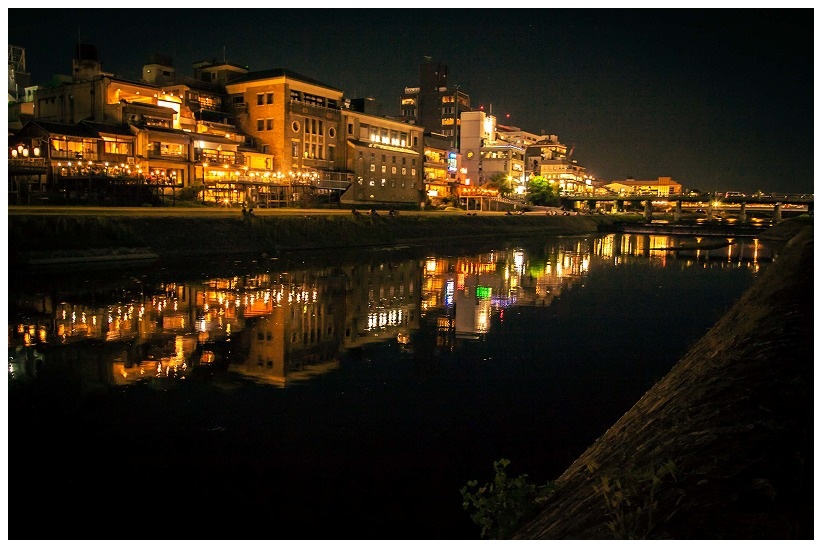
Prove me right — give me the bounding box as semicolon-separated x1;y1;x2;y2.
288;100;340;118
8;157;48;175
197;152;244;167
148;150;189;161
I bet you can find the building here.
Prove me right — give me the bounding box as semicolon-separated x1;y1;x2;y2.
458;110;526;189
524;135;593;195
399;57;472;150
605;176;682;196
225;68;344;174
338;102;425;206
422;133;461;204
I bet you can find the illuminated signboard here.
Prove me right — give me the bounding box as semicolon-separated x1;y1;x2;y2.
447;153;457;173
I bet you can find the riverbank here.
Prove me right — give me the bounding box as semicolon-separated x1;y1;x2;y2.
513;218;813;539
8;209;630;266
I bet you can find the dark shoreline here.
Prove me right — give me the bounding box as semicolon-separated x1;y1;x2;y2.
514;219;813;539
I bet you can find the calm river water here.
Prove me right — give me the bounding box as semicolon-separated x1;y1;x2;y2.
8;232;777;539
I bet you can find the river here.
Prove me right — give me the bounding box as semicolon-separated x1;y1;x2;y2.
7;232;777;539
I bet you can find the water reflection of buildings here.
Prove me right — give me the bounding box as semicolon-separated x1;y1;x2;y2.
594;233;772;273
9;235;771;385
9;258;420;389
421;242;594;342
419;234;773;348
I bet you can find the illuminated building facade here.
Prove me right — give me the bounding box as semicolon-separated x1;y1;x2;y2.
524;135;593;195
458;110;526;189
339;105;425;206
605;176;683;196
423;133;461;204
225;68;344;177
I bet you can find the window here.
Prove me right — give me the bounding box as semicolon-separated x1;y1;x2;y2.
292;120;300;132
266;92;274;104
402;167;406;175
266;118;274;130
292;141;299;158
257;119;264;131
347;123;353;134
381;166;386;173
370;164;375;172
411;169;416;176
327;146;335;162
257;93;264;106
391;167;397;174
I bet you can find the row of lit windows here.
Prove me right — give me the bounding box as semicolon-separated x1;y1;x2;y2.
357;150;417;166
291;140;336;161
358;178;417;189
369;165;416;176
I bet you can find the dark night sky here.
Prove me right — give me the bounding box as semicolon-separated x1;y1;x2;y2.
6;8;815;194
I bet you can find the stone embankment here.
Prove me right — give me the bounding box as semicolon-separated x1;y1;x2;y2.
8;210;616;265
513;217;813;539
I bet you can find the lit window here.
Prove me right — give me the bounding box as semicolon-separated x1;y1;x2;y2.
370;164;375;172
381;166;386;173
391;167;397;174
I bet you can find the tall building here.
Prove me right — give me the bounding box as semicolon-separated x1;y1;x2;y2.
399;57;471;149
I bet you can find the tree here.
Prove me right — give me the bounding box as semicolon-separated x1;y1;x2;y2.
525;176;559;206
484;173;513;197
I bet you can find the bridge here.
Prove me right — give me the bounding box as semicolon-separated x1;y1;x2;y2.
556;193;813;223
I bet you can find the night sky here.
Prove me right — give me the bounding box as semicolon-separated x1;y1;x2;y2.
6;8;814;195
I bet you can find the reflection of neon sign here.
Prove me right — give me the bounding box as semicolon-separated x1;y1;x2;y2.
476;286;492;299
447;153;457;173
445;280;455;307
